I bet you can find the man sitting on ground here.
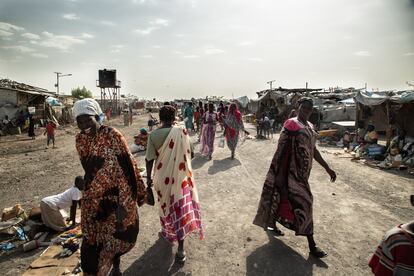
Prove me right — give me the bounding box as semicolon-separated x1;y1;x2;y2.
40;176;83;232
388;129;408;154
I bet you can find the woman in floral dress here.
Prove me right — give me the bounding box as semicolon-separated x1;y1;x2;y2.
73;99;147;275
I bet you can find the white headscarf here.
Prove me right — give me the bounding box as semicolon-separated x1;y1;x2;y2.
73;98;104;121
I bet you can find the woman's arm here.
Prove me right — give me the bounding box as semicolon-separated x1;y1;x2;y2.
69;200;78;227
145;159;154;186
314;148;336;182
113;129;147;205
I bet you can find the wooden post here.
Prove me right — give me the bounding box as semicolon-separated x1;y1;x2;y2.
386;101;391;147
355;100;359;128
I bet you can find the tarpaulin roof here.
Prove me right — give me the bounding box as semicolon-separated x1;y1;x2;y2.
354;90;414;106
234;96;249;108
0;79;56;97
250;90;284;102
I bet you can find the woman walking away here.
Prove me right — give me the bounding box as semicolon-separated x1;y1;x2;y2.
200;103;218;160
184;102;194;131
253;97;336;258
225;103;247;159
146;105;203;263
73;98;147;276
194;107;201;133
218;102;226;131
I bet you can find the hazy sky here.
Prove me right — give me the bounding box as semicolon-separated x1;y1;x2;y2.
1;0;413;99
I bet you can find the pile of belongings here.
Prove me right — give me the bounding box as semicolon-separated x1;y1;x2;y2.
378;136;414;169
1;204;84;275
0;204;49;254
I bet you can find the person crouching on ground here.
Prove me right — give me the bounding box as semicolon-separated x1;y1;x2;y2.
43;120;57;149
40;176;84;232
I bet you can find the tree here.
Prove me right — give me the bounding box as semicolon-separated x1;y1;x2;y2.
71;86;92;99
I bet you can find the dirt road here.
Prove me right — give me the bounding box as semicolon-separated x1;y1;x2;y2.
0;114;413;275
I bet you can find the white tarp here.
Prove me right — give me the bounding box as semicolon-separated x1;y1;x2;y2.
355;90;414;106
235;96;249;108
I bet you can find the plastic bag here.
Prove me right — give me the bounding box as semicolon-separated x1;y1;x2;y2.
218;136;225;148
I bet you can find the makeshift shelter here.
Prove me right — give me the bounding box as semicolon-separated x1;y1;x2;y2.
248;90;287;116
234;96;249;108
355;90;414;143
0;79;56;121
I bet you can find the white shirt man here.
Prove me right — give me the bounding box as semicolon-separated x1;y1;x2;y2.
40;177;83;231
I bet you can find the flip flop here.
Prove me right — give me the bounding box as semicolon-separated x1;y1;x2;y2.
310;247;328;258
266;226;285;236
175;251;187;263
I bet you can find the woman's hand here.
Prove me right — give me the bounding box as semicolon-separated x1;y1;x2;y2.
326;168;337;182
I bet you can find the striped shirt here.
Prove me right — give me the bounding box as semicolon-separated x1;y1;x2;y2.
369;222;414;276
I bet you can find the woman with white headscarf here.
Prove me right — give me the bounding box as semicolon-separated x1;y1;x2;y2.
73;99;147;276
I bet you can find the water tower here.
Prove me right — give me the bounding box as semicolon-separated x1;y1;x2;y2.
97;69;121;115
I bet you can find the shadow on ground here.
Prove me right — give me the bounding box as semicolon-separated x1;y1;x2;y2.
0;246;41;265
207;157;241;175
191;153;209;170
123;237;184;276
246;232;328;276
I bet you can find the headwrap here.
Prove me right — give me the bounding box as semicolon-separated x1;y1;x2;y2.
73;98;104;122
229;103;241;121
140;128;148;135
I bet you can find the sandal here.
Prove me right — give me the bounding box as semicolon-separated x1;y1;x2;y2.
111;267;122;276
175;251;187;263
310;247;328;258
266;226;285;236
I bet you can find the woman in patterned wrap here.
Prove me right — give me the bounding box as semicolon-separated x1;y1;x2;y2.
73;99;147;276
200;103;218;160
146;105;203;264
224;103;246;159
253;98;337;258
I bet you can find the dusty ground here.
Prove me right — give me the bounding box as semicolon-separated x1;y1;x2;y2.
0;113;413;276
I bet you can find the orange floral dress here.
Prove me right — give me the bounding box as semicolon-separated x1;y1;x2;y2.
76;125;146;276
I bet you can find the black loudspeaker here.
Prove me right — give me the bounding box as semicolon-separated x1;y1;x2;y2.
98;69;117;87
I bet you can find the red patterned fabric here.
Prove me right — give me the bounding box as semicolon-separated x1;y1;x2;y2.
153;126;204;243
369;223;414;276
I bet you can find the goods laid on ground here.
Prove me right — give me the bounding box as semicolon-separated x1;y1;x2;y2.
0;203;83;275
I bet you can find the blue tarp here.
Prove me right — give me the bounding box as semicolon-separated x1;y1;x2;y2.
46;97;62;106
